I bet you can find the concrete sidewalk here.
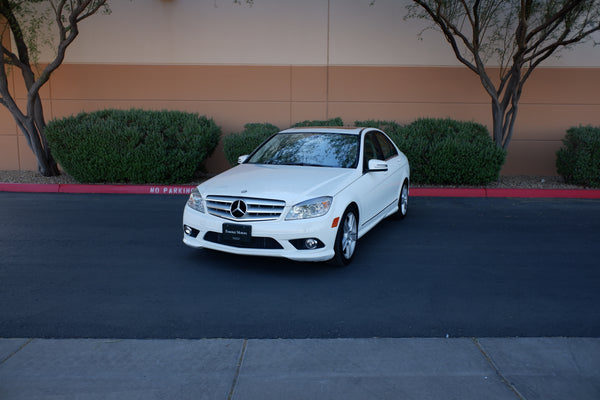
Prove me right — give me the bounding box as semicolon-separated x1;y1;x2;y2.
1;338;598;399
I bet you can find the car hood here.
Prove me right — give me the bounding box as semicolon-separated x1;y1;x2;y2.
198;164;357;204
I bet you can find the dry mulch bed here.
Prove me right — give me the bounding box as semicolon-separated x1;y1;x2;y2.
0;170;590;190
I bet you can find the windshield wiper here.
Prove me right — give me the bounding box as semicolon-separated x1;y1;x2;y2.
283;162;324;167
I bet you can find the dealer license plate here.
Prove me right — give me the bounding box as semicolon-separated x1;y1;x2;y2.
222;223;252;243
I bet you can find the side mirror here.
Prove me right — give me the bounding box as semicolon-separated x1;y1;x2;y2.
367;159;388;172
238;155;249;164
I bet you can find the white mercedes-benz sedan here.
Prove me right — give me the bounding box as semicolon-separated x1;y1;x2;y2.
183;126;410;266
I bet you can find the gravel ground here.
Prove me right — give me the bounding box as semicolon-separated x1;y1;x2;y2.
0;169;590;189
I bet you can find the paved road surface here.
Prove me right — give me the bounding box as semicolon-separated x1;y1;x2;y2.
1;193;599;339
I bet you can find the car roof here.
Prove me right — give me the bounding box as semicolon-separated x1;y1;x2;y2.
279;126;373;135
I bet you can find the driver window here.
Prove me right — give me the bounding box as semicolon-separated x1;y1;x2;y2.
363;132;384;170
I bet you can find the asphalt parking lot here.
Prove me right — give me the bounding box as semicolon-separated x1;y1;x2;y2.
1;193;598;339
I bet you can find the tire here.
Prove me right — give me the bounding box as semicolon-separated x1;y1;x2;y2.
331;207;358;266
393;180;409;220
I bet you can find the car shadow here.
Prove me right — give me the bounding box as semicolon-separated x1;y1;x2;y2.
183;247;343;277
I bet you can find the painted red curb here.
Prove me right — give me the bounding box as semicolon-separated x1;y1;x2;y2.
2;183;600;199
58;184;197;195
410;188;600;199
0;183;196;195
0;183;60;193
411;188;487;197
485;188;600;199
410;187;600;199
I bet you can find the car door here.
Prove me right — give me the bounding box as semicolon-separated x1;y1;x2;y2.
374;130;404;187
357;131;397;228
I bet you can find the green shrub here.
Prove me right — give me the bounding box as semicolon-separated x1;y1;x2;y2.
292;117;344;127
223;123;280;166
354;120;403;136
356;118;506;185
46;108;220;184
556;126;600;187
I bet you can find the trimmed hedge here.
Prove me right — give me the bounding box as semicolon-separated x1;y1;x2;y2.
46;108;220;184
225;117;505;186
292;117;344;127
223;123;280;166
356;118;506;185
355;119;403;137
556;126;600;187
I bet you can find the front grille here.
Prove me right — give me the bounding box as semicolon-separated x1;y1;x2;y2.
205;195;285;222
203;232;283;249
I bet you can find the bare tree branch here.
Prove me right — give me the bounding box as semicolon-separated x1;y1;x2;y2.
407;0;600;151
412;0;479;73
0;0;109;176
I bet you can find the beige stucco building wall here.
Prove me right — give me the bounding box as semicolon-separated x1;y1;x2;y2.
2;0;600;175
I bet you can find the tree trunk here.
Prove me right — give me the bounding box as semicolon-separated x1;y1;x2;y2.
21;116;59;177
30;94;59;176
491;100;505;149
491;80;522;152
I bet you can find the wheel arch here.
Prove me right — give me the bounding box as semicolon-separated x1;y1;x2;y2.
345;201;359;224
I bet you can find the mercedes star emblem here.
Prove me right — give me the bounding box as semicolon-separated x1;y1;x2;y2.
230;199;247;218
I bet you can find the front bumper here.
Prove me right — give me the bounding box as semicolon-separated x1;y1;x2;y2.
182;205;339;262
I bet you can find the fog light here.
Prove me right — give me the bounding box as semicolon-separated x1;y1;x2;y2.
305;238;318;249
290;238;325;250
183;225;200;238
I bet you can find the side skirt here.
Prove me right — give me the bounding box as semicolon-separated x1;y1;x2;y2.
358;199;398;239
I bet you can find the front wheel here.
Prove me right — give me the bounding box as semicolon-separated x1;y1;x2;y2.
330;207;358;266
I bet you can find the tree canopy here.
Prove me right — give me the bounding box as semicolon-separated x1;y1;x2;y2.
406;0;600;149
0;0;109;176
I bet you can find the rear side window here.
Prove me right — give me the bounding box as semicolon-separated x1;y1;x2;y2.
374;132;398;160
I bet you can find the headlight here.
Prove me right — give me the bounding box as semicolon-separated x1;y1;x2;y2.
286;196;332;220
187;188;205;213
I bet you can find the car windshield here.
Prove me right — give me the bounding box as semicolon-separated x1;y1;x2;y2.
247;132;360;168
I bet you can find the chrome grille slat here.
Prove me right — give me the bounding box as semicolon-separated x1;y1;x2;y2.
206;203;230;212
206;195;285;221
